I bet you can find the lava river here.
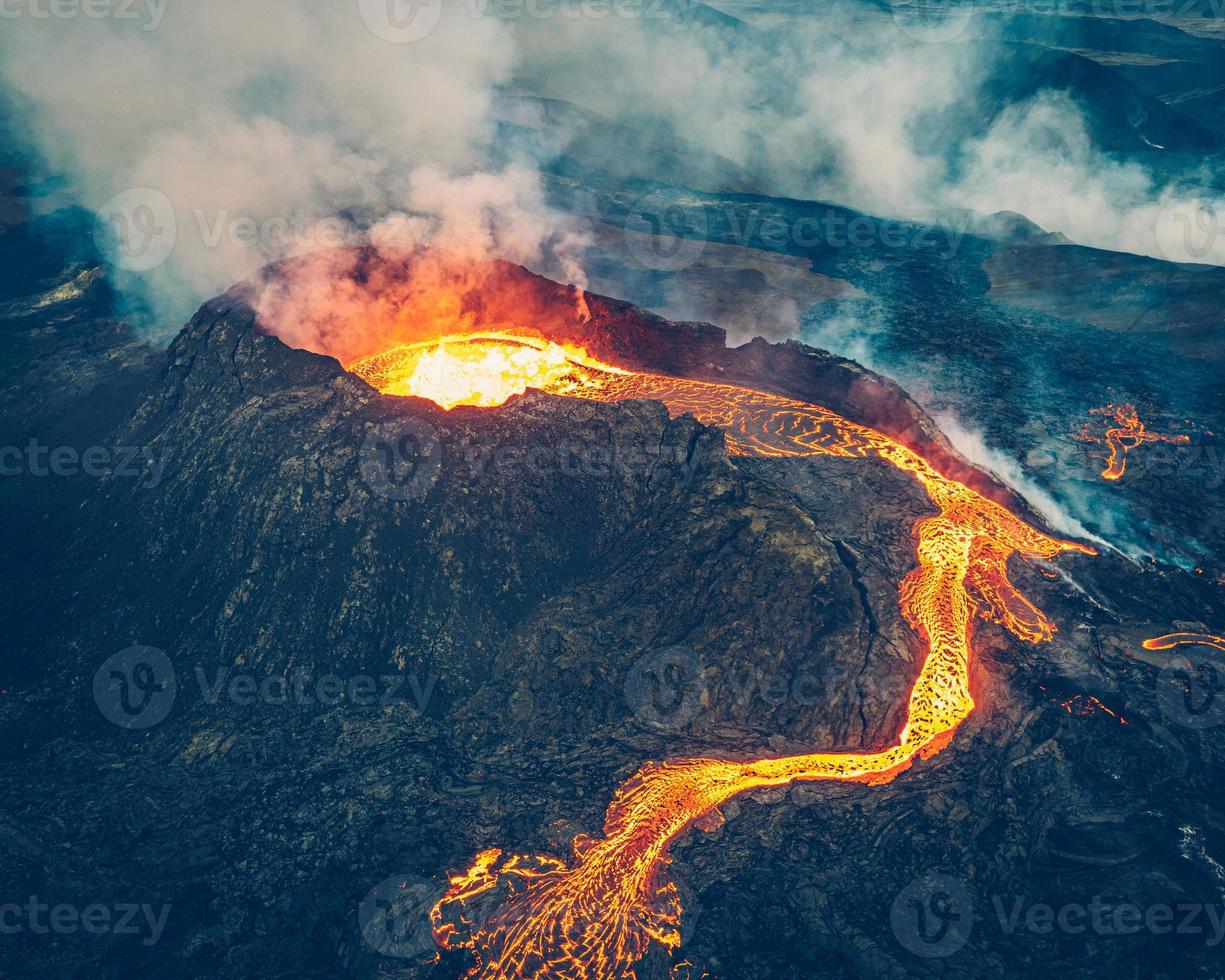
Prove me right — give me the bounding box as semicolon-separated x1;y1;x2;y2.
348;333;1096;979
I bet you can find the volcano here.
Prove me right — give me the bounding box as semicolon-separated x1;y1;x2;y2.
3;248;1224;979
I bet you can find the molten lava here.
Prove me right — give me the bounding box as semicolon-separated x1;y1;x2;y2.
1081;403;1189;481
347;333;627;410
355;333;1094;979
1143;632;1225;654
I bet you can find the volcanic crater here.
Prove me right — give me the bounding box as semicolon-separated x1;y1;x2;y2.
2;247;1222;979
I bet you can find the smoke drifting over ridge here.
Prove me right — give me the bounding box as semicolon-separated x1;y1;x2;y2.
0;2;589;337
509;9;1225;265
3;1;1224;342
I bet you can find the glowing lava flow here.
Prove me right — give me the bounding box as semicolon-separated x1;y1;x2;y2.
352;334;1094;979
1083;403;1189;481
1143;633;1225;654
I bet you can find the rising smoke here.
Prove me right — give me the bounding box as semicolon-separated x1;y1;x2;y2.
509;6;1225;265
2;0;1223;340
0;1;587;337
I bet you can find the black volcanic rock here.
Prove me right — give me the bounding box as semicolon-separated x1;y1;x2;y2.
2;255;1224;980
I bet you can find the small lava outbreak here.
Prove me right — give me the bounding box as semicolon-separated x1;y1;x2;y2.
1078;403;1190;481
1143;632;1225;655
354;333;1093;979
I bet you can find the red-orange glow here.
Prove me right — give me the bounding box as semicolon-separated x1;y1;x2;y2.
347;333;626;410
355;334;1093;978
1038;685;1128;724
1143;632;1225;653
1081;403;1189;481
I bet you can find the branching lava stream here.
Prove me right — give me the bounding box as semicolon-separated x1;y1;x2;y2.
349;333;1095;979
1082;403;1190;481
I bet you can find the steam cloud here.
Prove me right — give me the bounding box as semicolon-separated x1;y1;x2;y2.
3;0;1223;344
0;1;587;337
510;9;1225;266
933;412;1108;548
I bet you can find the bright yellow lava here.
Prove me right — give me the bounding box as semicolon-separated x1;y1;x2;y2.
1084;403;1189;481
348;333;627;410
352;332;1095;979
1143;632;1225;653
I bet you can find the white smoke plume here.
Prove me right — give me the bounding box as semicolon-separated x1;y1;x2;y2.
506;10;1225;267
950;92;1225;266
4;0;1223;347
0;1;588;337
933;412;1108;547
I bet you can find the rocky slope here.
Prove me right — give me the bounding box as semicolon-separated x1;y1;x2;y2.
1;253;1223;979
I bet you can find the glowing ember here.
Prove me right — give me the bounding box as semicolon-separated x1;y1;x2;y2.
1080;403;1189;481
1038;684;1128;724
354;333;1094;978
